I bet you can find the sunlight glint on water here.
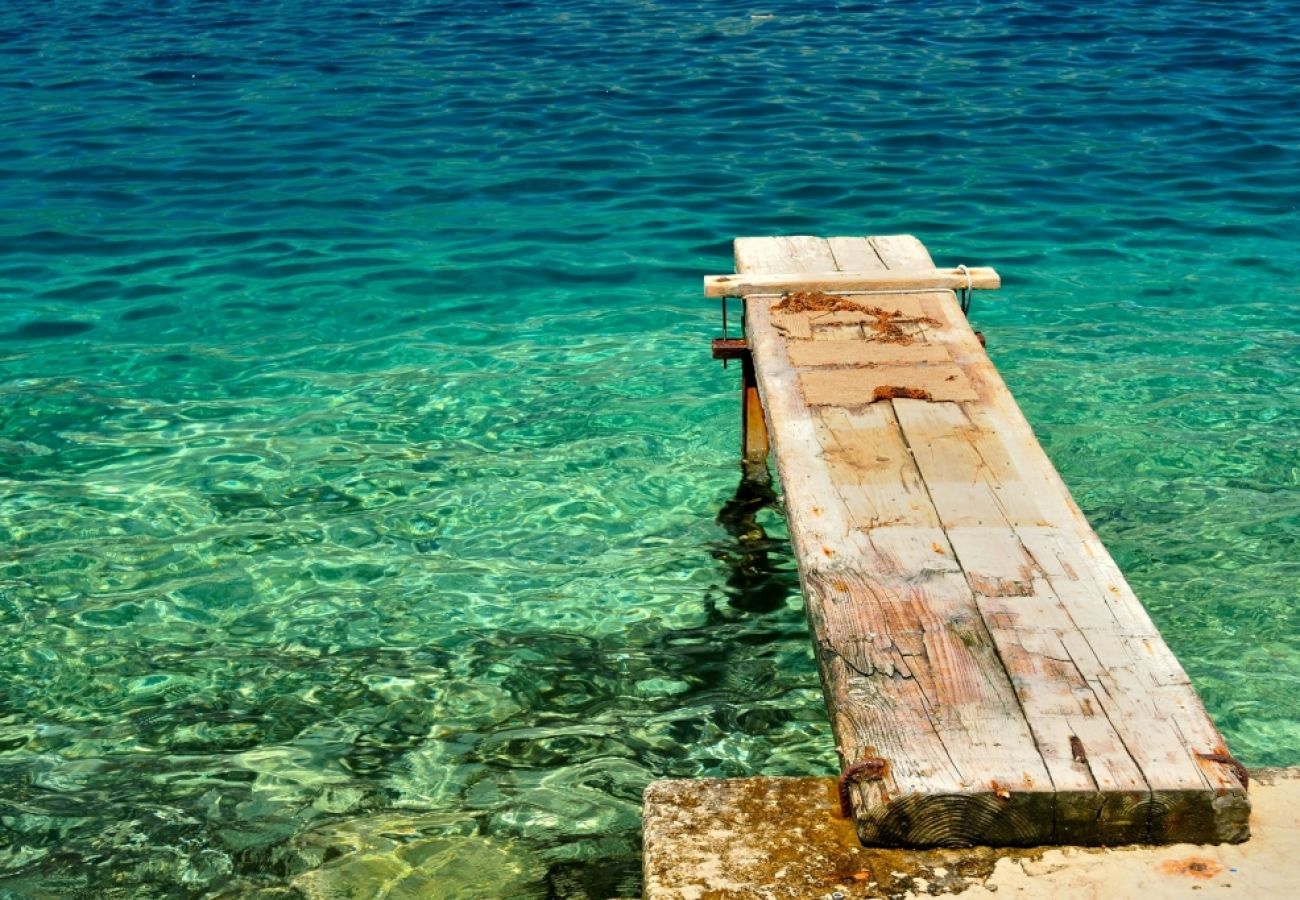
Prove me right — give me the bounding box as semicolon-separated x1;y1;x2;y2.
0;1;1297;896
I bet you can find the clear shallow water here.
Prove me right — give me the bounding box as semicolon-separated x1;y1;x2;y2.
1;0;1297;895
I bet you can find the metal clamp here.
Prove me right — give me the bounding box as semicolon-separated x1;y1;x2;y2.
837;756;889;817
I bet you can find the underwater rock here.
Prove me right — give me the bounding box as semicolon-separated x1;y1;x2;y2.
289;819;546;900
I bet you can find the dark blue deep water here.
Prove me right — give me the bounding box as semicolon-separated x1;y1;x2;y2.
1;1;1297;896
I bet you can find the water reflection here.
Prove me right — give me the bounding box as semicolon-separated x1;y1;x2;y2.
713;467;790;615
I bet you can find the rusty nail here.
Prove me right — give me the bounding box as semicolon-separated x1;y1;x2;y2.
837;756;888;817
1196;752;1249;791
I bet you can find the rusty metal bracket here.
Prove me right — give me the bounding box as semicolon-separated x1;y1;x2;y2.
709;298;768;481
711;337;748;360
837;756;890;817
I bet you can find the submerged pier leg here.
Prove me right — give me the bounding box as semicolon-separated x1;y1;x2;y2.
709;338;783;612
714;467;785;613
739;351;770;484
711;335;771;485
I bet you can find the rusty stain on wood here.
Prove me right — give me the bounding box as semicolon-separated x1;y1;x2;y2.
740;352;769;479
1158;856;1226;879
1071;736;1088;764
872;385;933;402
773;290;864;313
1197;753;1250;792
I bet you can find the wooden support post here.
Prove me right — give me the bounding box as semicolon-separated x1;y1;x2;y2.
740;351;769;483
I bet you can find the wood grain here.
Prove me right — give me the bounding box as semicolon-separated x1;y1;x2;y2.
735;234;1249;847
704;266;1000;298
801;364;979;405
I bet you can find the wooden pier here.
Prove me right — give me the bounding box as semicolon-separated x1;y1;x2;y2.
685;235;1248;850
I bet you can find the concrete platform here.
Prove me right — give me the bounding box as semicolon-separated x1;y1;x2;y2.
643;769;1299;899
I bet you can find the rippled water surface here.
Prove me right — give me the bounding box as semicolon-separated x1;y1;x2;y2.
2;0;1297;896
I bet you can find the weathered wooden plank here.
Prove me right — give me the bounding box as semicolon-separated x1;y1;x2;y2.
740;237;1057;847
732;233;1248;846
735;236;837;274
929;521;1151;842
703;267;1000;298
891;400;1051;529
801;364;979;405
870;234;936;269
738;241;970;819
885;314;1249;836
782;235;841;272
827;235;885;270
901;404;1248;841
770;311;813;340
813;405;937;528
788;341;952;368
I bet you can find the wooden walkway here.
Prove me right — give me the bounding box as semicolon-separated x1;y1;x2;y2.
712;234;1248;847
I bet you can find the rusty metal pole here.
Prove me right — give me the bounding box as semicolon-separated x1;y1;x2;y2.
712;297;770;484
740;350;769;483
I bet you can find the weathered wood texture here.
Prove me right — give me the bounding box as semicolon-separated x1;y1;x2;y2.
733;234;1248;847
703;266;1000;298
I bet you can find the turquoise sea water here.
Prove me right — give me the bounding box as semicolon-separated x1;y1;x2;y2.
1;0;1297;896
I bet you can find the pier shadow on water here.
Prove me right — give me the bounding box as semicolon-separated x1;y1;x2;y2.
710;467;791;616
452;470;809;898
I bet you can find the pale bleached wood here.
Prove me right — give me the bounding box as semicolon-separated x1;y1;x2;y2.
727;233;1248;846
739;237;1056;847
781;235;840;272
870;234;936;269
890;286;1249;820
703;267;1000;298
885;286;1247;840
892;399;1052;529
735;236;837;275
801;364;979;405
827;236;886;271
813;406;940;532
788;341;951;367
770;311;812;340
